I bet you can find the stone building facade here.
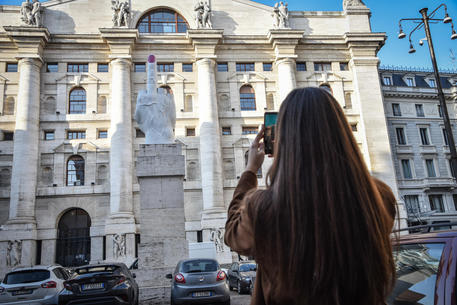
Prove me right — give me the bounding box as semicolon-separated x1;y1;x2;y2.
0;0;400;276
381;67;457;228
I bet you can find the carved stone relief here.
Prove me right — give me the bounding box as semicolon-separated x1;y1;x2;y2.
113;234;126;259
6;240;22;267
209;228;225;253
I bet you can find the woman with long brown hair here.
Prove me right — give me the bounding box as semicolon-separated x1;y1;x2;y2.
225;87;396;305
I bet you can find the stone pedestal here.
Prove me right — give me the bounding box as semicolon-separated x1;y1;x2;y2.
136;144;188;305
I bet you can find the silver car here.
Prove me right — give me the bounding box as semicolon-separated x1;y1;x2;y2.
0;265;70;304
166;258;230;305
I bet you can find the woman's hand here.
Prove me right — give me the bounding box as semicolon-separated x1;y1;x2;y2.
246;125;265;174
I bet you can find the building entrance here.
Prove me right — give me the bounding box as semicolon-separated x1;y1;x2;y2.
56;208;91;267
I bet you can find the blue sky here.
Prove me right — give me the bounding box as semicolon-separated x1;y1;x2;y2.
1;0;457;70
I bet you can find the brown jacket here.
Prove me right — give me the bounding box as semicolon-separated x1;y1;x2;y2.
224;171;396;305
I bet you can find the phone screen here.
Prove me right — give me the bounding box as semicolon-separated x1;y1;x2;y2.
264;112;278;155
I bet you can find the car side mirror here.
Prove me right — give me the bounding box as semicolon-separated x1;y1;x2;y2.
132;273;136;278
166;273;173;279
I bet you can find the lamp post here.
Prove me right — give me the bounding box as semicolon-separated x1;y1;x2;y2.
398;4;457;179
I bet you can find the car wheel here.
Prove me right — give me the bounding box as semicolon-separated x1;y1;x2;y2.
237;280;243;294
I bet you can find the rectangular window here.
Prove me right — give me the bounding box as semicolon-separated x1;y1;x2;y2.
186;128;196;137
415;104;424;117
406;77;414;87
401;160;413;179
404;195;420;214
134;63;146;72
242;127;258;135
67;63;88;73
98;130;108;139
314;62;332;71
426;159;436;178
263;63;273;72
350;124;357;132
222;127;232;135
35;240;42;266
67;130;86;140
136;128;145;138
396;128;406;145
443;128;449;145
429;195;444;212
6;63;18;72
339;62;349;71
157;63;174;72
97;64;109;73
236;63;255;72
449;160;456;178
438;105;443;117
182;63;193;72
3;132;14;141
217;63;228;72
429;79;436;88
44;131;55;141
46;63;58;73
453;194;457;210
392;103;401;116
296;62;307;71
382;76;392;86
197;230;203;243
420;128;430;145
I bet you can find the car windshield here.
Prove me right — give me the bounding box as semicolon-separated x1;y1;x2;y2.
3;270;50;284
239;264;256;272
181;260;218;273
75;265;120;274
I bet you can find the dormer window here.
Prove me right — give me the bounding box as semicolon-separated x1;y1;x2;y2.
428;79;436;88
383;76;393;86
405;77;415;87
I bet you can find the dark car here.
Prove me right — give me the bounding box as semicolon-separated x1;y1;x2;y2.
166;258;230;305
58;263;139;305
227;261;256;295
387;224;457;305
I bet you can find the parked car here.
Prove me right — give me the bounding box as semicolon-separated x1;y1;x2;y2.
166;258;230;305
0;265;70;304
387;224;457;305
227;261;256;295
58;263;139;305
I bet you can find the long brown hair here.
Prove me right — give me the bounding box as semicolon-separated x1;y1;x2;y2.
251;88;395;305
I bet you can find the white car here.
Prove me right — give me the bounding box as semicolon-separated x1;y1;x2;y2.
0;265;71;304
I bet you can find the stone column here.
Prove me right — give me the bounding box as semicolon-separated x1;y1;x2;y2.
275;58;296;102
109;58;133;219
268;29;304;103
8;58;42;223
197;58;225;213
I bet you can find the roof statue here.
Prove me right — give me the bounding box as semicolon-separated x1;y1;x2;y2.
20;0;43;27
194;1;213;29
343;0;366;9
272;2;289;29
111;0;130;27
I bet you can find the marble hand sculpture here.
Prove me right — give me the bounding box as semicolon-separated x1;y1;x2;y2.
135;55;176;144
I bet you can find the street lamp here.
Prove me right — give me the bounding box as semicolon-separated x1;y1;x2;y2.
398;4;457;179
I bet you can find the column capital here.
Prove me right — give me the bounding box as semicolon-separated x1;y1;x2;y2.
187;29;224;59
267;29;304;61
100;28;138;60
196;57;216;67
344;32;386;57
275;57;296;66
4;26;50;62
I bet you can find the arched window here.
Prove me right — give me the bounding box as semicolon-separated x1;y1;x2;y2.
67;155;85;186
137;9;188;34
240;85;256;111
3;97;15;115
184;95;193;112
160;85;173;94
69;87;86;114
97;96;107;114
266;93;275;110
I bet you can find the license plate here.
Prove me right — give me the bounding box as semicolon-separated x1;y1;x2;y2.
12;290;33;296
82;283;104;290
192;291;211;297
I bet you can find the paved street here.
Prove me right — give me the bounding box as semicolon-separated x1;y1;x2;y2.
229;290;252;305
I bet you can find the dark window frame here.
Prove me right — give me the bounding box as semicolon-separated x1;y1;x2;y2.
222;127;232;135
240;85;256;111
97;63;109;73
46;63;59;73
420;127;430;145
263;63;273;72
296;62;307;72
69;87;87;114
392;103;402;116
217;63;228;72
314;62;332;71
415;104;425;117
242;127;258;135
182;63;193;72
3;132;14;141
396;127;406;145
157;63;174;73
134;63;146;72
66;155;85;186
67;63;88;73
137;9;189;34
67;130;86;140
186;128;196;137
236;63;255;72
339;62;349;71
44;131;55;141
98;130;108;139
6;63;18;72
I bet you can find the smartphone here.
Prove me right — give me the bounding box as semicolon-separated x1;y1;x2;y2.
264;112;278;155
